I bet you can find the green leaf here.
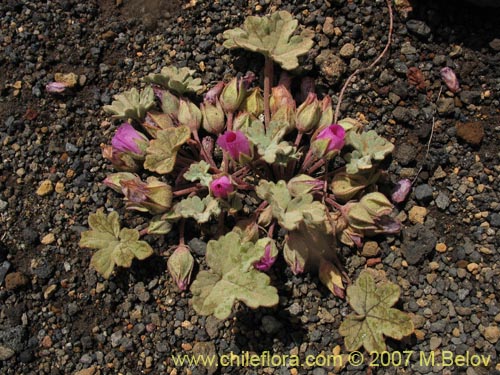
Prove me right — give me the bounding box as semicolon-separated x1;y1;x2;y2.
339;271;414;353
256;180;326;231
191;232;279;320
144;126;191;174
223;11;314;71
245;119;296;164
174;195;221;223
103;86;155;121
345;130;394;174
144;66;204;95
184;161;212;187
79;209;154;279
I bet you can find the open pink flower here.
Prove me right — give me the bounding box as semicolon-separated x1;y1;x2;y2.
216;130;251;160
111;123;148;156
210;175;234;199
316;124;346;152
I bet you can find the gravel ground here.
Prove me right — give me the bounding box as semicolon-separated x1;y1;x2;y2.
0;0;499;374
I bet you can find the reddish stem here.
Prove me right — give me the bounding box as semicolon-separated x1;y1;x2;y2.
263;57;273;128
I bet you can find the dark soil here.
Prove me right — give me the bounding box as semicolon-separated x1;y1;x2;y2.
1;0;499;374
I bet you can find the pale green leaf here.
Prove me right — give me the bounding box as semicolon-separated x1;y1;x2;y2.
191;232;279;320
184;161;212;187
79;209;154;279
223;11;314;71
144;126;191;174
339;271;414;353
103;86;155;121
345;130;395;174
174;195;221;223
144;66;204;95
256;180;326;231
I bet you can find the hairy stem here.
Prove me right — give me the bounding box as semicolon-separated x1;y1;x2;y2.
333;0;393;124
263;56;273;127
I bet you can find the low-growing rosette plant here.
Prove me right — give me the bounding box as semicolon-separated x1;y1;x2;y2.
80;7;414;352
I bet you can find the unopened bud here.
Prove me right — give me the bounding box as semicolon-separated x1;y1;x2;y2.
295;92;320;133
220;77;246;113
201;99;225;134
178;99;202;132
241;88;264;117
167;245;194;291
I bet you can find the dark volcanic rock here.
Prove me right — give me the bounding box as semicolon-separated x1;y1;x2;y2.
401;224;437;265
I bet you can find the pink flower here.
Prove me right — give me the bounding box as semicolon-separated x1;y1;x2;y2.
440;67;460;93
216;130;251;160
253;244;277;271
316;124;346;152
111;123;148;156
210;175;234;199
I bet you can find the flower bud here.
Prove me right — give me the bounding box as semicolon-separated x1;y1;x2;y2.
102;172;135;193
111;123;149;158
330;172;369;202
257;205;273;227
295;92;321;133
254;240;278;272
204;81;225;104
283;243;306;275
391;179;412;203
220;77;247;113
178;99;202;132
318;258;345;298
102;145;141;172
216;130;252;162
201;99;225;134
233;219;259;243
312;123;346;159
318;96;334;129
241;88;264;117
287;174;324;197
210;175;234;199
167;245;194;291
120;176;173;214
440;67;460;93
232;112;252;132
270;85;295;115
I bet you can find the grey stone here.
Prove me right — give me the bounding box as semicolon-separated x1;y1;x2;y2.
0;261;11;285
415;184;433;204
0;326;27;352
392;106;412;123
110;330;123;347
437;97;455;115
188;238;207;257
0;345;15;361
489;213;500;227
489;38;500;51
406;20;431;38
192;342;218;375
394;143;417;166
134;282;150;303
401;224;437;265
459;90;481;105
435;192;450;210
0;200;7;212
205;316;221;339
261;315;283;335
